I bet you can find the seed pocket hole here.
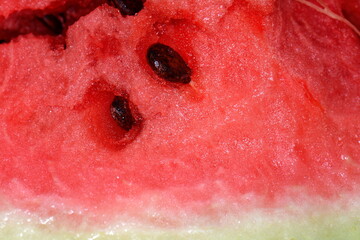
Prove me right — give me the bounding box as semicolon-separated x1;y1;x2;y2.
81;82;143;150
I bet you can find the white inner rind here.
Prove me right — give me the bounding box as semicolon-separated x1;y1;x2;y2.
1;195;360;240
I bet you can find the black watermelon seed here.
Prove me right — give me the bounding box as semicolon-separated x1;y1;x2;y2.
39;14;64;35
0;40;6;44
109;0;144;16
110;96;136;131
147;43;191;84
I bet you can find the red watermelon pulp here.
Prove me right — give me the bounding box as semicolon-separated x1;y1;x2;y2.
1;0;360;239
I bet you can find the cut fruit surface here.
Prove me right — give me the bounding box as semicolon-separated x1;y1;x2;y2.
0;0;360;239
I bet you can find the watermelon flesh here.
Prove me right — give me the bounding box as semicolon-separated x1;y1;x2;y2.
1;0;360;238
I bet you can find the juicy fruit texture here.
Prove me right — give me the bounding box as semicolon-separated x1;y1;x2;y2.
0;0;360;238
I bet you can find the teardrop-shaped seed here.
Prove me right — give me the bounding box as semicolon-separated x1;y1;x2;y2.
147;43;191;84
110;96;135;131
109;0;144;16
39;14;64;35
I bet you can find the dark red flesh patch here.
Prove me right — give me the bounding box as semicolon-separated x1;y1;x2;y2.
108;0;144;16
0;0;106;42
342;0;360;32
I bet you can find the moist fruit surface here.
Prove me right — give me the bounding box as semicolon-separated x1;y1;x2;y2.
0;0;360;239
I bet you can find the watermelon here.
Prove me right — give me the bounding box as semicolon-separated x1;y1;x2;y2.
1;0;360;239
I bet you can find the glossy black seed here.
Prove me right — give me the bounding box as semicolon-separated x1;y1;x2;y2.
110;96;135;131
39;14;64;35
147;43;191;84
109;0;144;16
0;40;6;44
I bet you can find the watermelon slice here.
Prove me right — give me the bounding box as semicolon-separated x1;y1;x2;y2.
1;0;360;239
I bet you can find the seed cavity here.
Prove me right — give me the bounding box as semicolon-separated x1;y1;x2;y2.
147;43;191;84
110;96;135;131
38;14;64;35
109;0;144;16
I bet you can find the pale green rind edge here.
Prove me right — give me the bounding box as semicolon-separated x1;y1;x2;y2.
1;209;360;240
